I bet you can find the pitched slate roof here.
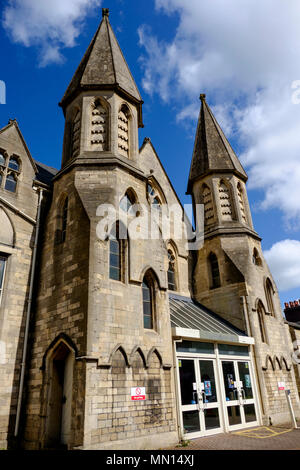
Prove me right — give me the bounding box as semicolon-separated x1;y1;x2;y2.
34;160;58;186
187;94;247;194
169;294;248;343
60;8;143;124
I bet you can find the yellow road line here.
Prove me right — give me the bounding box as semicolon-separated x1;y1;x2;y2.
233;427;293;439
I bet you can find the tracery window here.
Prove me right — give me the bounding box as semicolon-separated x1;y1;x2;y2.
0;153;21;193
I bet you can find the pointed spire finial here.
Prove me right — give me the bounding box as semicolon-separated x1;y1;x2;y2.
200;93;206;102
102;8;109;18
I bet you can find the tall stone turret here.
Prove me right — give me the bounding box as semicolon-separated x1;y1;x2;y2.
189;94;300;426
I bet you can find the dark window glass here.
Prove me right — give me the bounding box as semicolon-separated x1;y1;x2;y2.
221;361;237;401
244;404;256;423
257;301;267;343
109;239;120;281
179;359;196;406
61;198;68;242
8;157;19;172
5;173;17;192
209;253;221;288
182;410;201;434
176;341;214;354
167;250;176;291
142;280;152;329
0;173;2;186
218;344;249;356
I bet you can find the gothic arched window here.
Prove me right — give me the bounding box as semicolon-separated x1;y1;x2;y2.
257;300;267;343
142;274;155;329
118;104;130;158
91;99;108;151
265;278;275;316
120;189;137;214
109;222;126;282
55;195;68;245
167;248;177;291
147;181;163;211
209;252;221;288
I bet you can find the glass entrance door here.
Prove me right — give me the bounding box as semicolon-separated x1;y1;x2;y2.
178;358;223;437
221;360;258;430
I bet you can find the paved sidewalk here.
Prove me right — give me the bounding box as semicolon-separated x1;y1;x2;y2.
166;426;300;450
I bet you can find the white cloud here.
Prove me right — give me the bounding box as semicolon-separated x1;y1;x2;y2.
264;240;300;291
2;0;102;66
138;0;300;224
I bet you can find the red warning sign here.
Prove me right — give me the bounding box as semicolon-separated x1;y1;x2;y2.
131;387;146;400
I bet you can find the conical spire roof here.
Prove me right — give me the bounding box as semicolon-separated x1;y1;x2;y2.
60;8;143;125
187;95;247;194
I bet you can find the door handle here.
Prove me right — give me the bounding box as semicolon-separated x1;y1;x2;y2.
240;388;246;403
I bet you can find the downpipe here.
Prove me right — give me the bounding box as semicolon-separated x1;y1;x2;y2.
14;188;43;438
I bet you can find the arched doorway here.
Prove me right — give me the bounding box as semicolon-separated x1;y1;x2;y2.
44;340;74;448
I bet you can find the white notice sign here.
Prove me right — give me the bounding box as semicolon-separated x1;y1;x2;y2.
131;387;146;401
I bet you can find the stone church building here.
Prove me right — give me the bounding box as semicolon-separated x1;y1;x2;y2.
0;9;299;450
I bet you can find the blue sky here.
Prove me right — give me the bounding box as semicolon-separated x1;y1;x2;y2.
1;0;300;308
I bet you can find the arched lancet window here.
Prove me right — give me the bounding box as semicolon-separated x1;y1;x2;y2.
167;248;177;291
71;110;81;158
147;181;163;212
109;222;126;282
237;182;247;224
209;252;221;288
202;183;215;226
120;189;137;215
257;300;267;344
118;104;130;158
91;99;108;151
5;173;17;193
265;278;275;316
252;248;262;266
142;274;155;329
55;195;68;245
219;180;234;221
